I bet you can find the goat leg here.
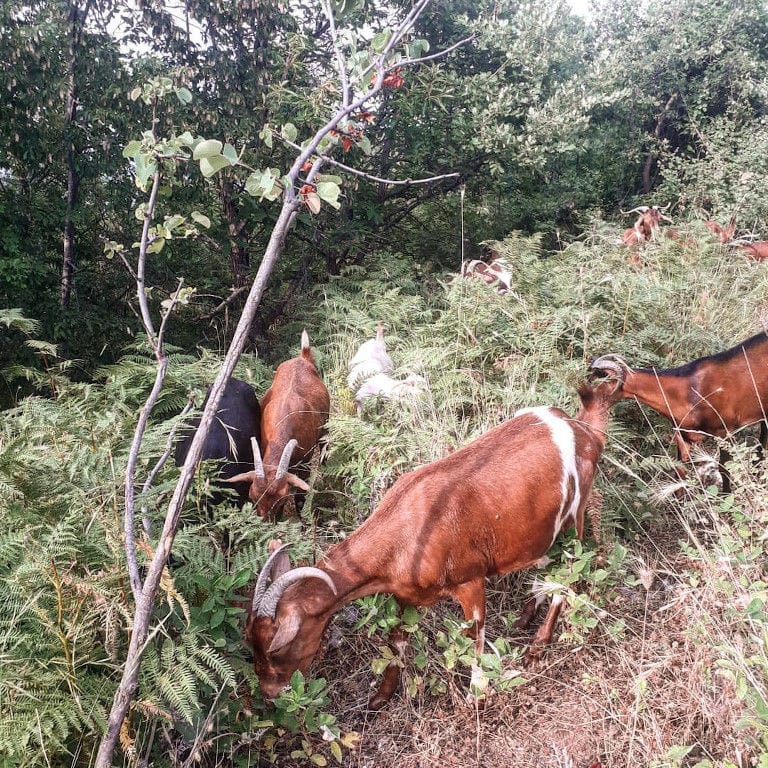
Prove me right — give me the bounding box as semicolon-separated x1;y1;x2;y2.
525;594;565;662
368;624;408;710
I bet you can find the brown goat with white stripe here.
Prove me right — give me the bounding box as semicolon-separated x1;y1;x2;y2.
246;376;622;707
229;331;329;519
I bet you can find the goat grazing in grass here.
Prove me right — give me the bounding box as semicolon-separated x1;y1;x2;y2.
347;322;394;391
175;377;261;507
619;205;673;246
460;255;513;293
246;376;622;707
590;332;768;491
354;373;427;416
228;331;329;519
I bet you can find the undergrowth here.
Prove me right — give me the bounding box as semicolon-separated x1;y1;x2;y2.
2;231;768;765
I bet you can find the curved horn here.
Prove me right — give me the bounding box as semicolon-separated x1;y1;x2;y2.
256;567;338;619
621;206;648;216
275;438;298;480
589;354;630;383
252;436;265;480
252;542;292;613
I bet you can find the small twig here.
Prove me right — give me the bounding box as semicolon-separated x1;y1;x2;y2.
282;134;459;186
156;277;185;351
324;0;351;108
201;285;249;320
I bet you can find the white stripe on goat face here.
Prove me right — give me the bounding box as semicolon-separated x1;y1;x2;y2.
514;406;580;548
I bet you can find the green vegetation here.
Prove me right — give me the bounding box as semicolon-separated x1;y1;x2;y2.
3;0;768;765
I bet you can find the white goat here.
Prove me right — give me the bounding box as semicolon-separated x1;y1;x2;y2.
347;322;394;390
355;373;427;416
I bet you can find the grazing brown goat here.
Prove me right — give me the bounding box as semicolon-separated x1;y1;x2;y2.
246;377;622;707
228;330;330;519
738;241;768;261
704;218;736;244
590;332;768;492
619;205;673;246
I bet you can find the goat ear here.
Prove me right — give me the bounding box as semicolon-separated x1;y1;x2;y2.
225;471;256;484
268;611;302;654
285;473;310;492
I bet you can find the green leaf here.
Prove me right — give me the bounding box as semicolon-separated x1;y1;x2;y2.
305;191;322;214
177;131;195;146
134;151;157;188
175;87;193;105
259;125;273;149
199;155;231;178
330;741;343;764
357;135;372;155
122;140;142;159
146;237;165;254
316;181;341;209
371;30;392;53
193;139;224;160
282;123;298;143
222;143;239;164
191;211;211;229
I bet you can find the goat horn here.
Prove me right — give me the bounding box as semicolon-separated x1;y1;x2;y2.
589;354;630;383
252;542;292;613
621;206;648;216
252;436;265;480
275;439;298;480
256;567;337;619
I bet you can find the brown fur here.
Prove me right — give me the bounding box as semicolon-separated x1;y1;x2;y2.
229;333;330;519
591;332;768;490
247;378;621;704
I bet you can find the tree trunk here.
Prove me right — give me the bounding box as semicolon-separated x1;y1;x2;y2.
60;2;86;309
220;179;250;289
642;92;679;195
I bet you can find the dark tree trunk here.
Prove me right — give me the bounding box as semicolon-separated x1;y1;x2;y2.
60;1;89;309
220;179;250;289
642;92;679;195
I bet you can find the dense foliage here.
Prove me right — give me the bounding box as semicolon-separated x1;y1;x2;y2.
3;0;768;766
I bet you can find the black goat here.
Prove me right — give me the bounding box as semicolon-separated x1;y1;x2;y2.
175;377;262;506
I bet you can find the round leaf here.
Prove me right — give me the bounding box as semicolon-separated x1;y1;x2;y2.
193;139;224;160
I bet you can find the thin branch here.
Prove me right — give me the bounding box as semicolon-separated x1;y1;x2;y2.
323;0;351;109
201;285;249;320
155;277;184;351
282;135;460;186
393;34;475;69
135;172;162;348
140;398;194;537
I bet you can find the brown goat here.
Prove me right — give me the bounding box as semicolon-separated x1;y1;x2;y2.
704;218;736;244
619;206;673;246
228;330;330;519
738;241;768;261
590;332;768;491
246;377;622;707
702;218;768;260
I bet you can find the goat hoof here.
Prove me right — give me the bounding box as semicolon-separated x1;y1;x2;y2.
366;694;388;711
522;646;544;669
